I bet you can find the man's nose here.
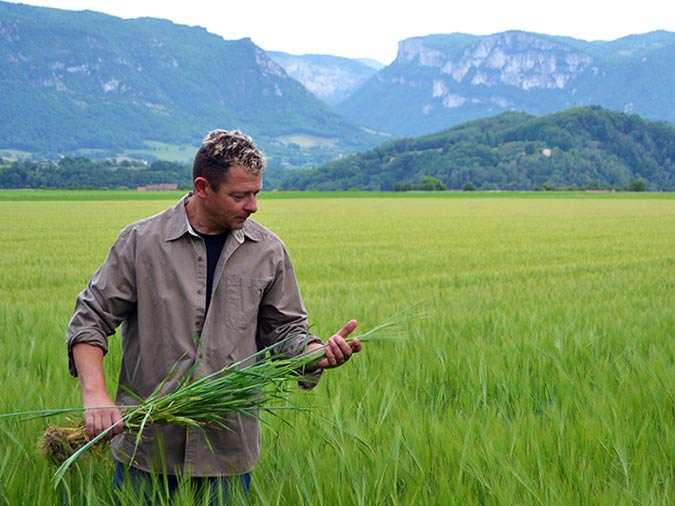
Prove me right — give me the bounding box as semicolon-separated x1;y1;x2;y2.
244;194;257;213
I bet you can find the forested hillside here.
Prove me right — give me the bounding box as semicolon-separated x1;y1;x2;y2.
0;2;383;167
279;107;675;191
2;107;672;191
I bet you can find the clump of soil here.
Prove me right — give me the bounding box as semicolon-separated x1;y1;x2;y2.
36;424;90;465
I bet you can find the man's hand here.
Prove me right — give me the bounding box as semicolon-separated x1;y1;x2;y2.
305;319;361;370
82;391;124;441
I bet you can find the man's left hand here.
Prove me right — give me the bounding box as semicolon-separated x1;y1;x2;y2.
305;319;361;370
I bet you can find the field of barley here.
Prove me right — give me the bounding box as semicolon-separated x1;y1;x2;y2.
0;190;673;505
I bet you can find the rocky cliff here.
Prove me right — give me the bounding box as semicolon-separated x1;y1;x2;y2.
268;52;379;105
337;30;675;137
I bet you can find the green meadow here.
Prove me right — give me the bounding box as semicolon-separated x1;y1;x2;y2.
1;191;674;504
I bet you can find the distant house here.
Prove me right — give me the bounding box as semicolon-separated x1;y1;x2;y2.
137;183;179;191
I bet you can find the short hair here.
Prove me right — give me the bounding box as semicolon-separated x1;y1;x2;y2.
192;129;266;190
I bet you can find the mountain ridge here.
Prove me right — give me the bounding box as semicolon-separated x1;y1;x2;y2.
267;51;379;106
0;1;385;167
335;30;675;137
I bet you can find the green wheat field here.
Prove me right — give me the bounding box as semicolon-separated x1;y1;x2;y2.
0;190;673;505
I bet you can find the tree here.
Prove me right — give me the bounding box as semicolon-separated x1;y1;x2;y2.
463;181;477;191
629;179;647;192
419;175;447;191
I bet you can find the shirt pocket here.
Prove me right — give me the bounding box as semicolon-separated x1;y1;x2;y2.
222;276;268;330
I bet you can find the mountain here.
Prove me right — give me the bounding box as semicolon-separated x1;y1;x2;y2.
335;31;675;138
268;52;380;106
3;0;675;183
0;1;385;167
279;106;675;191
355;59;386;71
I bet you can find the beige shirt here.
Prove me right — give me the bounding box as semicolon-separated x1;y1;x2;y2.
66;195;321;476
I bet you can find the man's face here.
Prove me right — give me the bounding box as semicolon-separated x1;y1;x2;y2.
203;164;262;232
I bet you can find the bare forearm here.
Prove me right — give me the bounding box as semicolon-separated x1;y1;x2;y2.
72;343;123;439
72;343;108;397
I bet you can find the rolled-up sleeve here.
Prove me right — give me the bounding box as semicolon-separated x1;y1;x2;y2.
66;227;138;377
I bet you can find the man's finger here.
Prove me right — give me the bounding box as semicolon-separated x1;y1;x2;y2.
336;319;358;339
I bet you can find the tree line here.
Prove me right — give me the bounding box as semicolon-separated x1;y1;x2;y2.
0;157;192;190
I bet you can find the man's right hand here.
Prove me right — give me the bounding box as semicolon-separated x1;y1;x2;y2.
82;391;123;440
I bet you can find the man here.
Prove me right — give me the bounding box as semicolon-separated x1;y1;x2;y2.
67;129;361;500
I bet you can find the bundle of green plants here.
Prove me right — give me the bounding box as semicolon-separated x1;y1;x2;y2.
4;308;418;484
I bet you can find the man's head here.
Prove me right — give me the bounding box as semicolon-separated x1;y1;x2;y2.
188;130;266;234
192;129;266;191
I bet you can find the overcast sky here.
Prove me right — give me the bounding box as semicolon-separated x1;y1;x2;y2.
8;0;674;64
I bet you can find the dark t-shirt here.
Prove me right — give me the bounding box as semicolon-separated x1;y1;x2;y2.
197;230;228;311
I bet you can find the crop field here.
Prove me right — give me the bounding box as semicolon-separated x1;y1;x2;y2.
0;191;674;504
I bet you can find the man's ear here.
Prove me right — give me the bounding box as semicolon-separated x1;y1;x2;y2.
193;177;209;197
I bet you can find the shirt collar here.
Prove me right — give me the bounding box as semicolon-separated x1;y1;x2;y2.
165;193;261;243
